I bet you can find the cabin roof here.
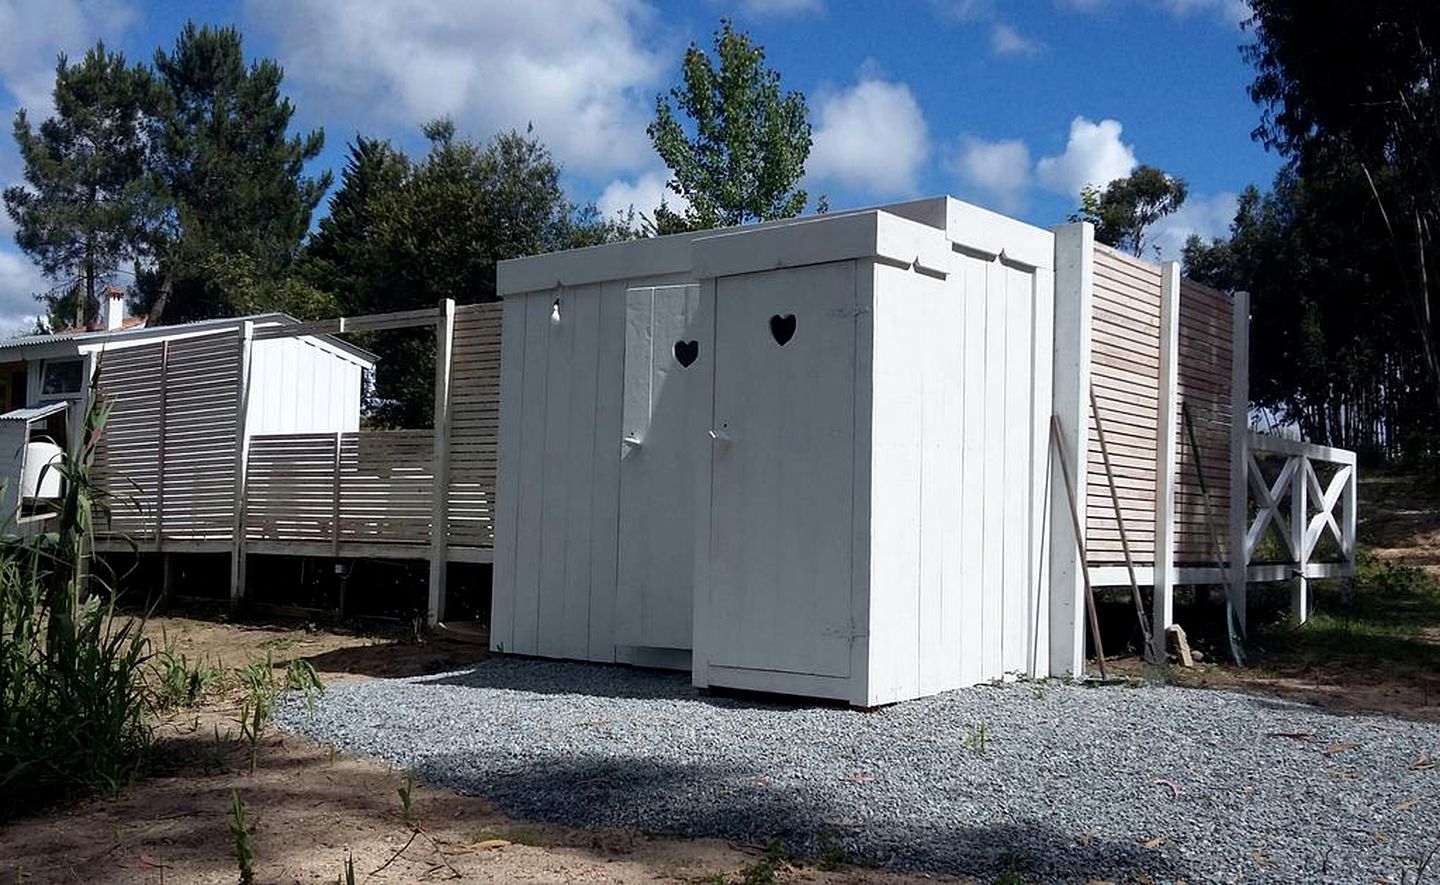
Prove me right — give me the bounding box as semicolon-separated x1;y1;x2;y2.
0;313;377;367
0;402;69;422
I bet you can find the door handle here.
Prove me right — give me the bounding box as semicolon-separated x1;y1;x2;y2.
623;435;643;448
708;429;732;445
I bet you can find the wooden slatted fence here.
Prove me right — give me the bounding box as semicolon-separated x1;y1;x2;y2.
1087;247;1162;566
94;331;240;541
246;430;435;546
448;303;500;548
1174;279;1233;563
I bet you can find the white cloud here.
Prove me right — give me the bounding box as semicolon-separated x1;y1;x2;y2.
808;71;931;197
990;23;1044;57
0;248;47;331
1148;191;1237;260
244;0;667;176
948;136;1031;212
0;0;137;118
738;0;824;17
597;170;688;221
1036;116;1137;197
1056;0;1250;26
1158;0;1251;25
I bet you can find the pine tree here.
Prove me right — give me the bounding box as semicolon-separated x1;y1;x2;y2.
144;22;330;323
3;43;162;330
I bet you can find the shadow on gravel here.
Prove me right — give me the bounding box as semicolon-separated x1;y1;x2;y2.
410;750;1180;882
416;657;832;711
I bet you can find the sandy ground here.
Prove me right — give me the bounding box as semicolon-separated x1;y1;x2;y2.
6;472;1440;883
0;616;960;885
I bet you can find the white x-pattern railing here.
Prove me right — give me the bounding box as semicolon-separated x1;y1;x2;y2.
1244;431;1357;619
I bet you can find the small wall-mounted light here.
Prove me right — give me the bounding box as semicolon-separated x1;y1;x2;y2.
550;297;562;326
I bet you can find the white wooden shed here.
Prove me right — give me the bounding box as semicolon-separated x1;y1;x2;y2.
493;198;1057;706
493;195;1361;706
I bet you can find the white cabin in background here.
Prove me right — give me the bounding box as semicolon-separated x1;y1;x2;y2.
0;313;374;530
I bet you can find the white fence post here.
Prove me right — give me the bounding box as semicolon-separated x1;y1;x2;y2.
1153;262;1181;657
330;431;343;558
428;298;456;625
1344;460;1358;578
1228;291;1250;634
230;321;254;608
1291;454;1309;622
1050;223;1093;677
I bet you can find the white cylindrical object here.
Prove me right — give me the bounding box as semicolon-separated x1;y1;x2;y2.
21;440;63;500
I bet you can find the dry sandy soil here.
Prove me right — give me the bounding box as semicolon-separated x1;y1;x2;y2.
6;472;1440;883
0;616;959;885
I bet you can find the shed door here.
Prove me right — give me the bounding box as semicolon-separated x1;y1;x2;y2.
617;284;706;652
708;261;857;678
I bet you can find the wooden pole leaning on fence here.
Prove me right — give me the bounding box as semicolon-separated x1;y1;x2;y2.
1089;387;1156;663
1181;401;1248;666
1050;414;1108;681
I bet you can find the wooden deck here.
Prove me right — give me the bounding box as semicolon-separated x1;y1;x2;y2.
91;301;501;617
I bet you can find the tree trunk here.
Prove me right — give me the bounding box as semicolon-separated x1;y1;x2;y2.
149;268;174;326
82;238;94;330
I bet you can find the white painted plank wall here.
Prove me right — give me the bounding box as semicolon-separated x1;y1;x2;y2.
865;249;1051;704
616;284;707;655
248;337;362;434
491;274;690;661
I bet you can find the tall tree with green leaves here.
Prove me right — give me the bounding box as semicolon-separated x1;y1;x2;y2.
144;22;331;323
3;44;162;330
647;20;815;233
1070;165;1188;257
1183;161;1421;456
1246;0;1440;420
304;122;633;426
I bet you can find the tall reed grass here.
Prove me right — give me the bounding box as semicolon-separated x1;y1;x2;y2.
0;387;152;818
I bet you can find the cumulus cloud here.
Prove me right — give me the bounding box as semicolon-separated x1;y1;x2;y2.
597;170;689;221
808;71;931;197
1148;191;1238;260
1158;0;1251;25
0;0;137;118
1056;0;1250;26
0;248;46;331
737;0;824;17
244;0;667;176
948;136;1031;213
990;23;1044;57
1036;116;1137;197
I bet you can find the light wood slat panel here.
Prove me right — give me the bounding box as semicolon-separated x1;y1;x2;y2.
447;302;500;546
1174;280;1234;558
1087;249;1162;564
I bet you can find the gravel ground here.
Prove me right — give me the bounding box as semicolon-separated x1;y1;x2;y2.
278;659;1440;883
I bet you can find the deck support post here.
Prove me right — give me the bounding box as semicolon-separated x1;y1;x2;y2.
428;298;456;625
1290;453;1310;623
1049;222;1093;677
230;321;255;609
1227;291;1251;634
1152;262;1181;659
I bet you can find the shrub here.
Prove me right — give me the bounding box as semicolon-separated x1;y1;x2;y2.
0;389;153;818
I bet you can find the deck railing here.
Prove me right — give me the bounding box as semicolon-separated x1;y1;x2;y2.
1242;431;1358;620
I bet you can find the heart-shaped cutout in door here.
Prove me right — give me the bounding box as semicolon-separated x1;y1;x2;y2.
769;314;796;346
674;339;699;368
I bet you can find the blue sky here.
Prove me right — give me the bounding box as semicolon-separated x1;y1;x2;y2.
0;0;1276;329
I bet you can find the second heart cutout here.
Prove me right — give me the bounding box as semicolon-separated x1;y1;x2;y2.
770;314;796;346
674;339;699;368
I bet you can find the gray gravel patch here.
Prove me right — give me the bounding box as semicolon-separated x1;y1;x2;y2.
277;659;1440;883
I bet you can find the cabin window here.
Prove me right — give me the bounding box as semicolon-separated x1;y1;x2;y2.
39;359;83;398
